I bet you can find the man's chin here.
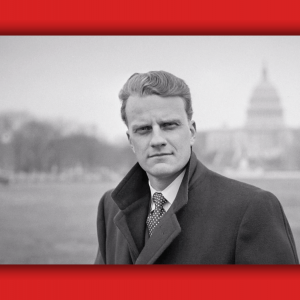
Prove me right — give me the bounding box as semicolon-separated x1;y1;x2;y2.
147;163;178;179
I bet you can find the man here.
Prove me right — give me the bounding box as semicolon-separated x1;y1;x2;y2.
95;71;299;264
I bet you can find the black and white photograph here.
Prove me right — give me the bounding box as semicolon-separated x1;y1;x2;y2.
0;36;299;264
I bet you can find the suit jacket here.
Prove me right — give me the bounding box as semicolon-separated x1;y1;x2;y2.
95;152;299;264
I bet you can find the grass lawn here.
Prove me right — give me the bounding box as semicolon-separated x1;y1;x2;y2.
0;177;299;264
0;182;115;264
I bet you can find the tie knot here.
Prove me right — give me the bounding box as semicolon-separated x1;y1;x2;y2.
153;192;168;208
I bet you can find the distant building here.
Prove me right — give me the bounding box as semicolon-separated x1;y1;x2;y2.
244;66;290;162
194;66;299;171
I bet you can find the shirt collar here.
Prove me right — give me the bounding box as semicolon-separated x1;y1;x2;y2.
148;169;186;212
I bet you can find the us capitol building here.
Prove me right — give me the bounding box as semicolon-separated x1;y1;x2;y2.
194;66;300;172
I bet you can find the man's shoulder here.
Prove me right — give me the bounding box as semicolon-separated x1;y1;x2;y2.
208;169;262;192
192;163;280;207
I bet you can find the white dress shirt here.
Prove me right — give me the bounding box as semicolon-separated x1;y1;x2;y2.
148;169;186;213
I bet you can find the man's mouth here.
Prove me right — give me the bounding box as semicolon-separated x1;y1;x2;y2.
149;153;172;158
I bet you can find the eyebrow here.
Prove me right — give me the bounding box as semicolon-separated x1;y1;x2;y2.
159;118;182;124
132;118;182;127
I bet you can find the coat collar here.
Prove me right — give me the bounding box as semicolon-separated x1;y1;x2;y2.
111;151;203;264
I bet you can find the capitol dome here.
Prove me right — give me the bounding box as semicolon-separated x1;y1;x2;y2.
245;67;285;130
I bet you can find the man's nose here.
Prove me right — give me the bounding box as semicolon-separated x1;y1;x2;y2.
150;127;166;147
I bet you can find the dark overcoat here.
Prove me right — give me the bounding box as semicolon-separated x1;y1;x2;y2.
95;152;299;264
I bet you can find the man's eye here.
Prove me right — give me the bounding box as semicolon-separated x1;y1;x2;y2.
137;126;151;133
162;123;176;129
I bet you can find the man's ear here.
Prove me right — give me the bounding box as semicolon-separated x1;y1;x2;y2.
126;131;135;153
189;120;197;146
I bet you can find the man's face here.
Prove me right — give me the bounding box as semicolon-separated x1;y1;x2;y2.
126;94;196;182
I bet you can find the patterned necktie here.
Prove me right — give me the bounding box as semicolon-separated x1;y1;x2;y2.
146;192;168;236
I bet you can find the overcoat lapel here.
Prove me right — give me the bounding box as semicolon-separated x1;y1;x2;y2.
135;161;191;264
111;163;150;262
113;193;150;263
135;208;181;264
111;151;199;264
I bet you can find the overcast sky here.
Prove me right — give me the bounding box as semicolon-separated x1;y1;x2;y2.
1;36;300;143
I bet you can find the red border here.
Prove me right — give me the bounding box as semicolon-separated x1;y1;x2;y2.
1;266;300;299
1;0;300;34
1;0;300;299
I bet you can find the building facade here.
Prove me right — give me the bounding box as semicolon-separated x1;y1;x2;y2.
194;67;298;171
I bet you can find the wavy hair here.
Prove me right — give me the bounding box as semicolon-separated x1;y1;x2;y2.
119;71;193;125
